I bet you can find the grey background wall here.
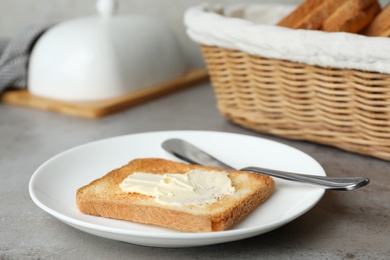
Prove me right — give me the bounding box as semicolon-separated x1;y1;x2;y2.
0;0;388;67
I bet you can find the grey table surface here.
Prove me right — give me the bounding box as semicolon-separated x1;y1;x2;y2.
1;82;389;259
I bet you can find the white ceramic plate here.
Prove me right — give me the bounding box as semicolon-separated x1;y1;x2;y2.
29;131;325;247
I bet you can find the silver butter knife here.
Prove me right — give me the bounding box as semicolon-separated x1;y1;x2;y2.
162;138;369;191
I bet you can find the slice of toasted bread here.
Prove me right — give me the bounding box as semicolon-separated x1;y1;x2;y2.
277;0;350;30
76;158;275;232
322;0;381;33
277;0;323;28
363;4;390;36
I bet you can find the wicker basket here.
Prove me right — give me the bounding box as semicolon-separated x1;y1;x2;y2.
201;45;390;161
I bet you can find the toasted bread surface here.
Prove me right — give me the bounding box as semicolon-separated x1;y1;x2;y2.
76;158;275;232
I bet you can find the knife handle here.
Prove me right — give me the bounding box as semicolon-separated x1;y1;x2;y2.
241;166;369;191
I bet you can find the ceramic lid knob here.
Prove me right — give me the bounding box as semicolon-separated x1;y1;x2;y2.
96;0;117;17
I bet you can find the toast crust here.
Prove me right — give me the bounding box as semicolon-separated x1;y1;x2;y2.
76;158;275;232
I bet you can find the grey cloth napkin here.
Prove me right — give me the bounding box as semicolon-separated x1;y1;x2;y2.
0;39;8;54
0;25;48;92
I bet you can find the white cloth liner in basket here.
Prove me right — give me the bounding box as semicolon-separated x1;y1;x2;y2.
185;3;390;74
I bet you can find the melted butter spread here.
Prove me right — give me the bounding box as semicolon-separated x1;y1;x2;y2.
119;170;235;205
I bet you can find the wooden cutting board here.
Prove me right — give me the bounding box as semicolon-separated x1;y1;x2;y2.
0;68;208;118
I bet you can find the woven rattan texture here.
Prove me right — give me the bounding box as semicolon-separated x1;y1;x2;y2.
201;45;390;161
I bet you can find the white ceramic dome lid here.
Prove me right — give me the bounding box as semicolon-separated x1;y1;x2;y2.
28;0;187;101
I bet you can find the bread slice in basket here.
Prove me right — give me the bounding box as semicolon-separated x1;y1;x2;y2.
277;0;351;29
322;0;381;33
277;0;380;33
363;4;390;36
76;158;275;232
